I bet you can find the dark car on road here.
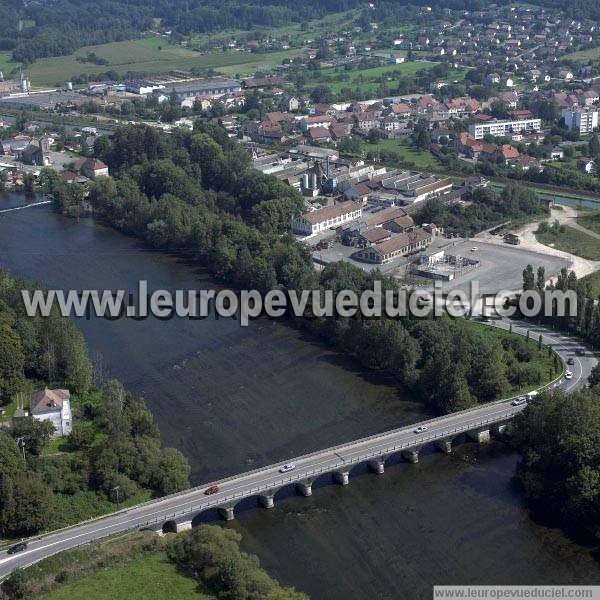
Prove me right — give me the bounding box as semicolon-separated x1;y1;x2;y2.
7;542;27;555
204;485;220;495
567;357;574;365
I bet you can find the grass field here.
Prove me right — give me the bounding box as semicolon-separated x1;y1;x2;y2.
577;211;600;235
561;46;600;62
40;553;210;600
0;51;21;76
318;62;467;95
365;138;441;170
26;37;304;86
536;225;600;260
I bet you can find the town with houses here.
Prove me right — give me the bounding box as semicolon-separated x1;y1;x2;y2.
1;3;600;278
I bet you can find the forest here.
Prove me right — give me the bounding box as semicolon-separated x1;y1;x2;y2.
510;385;600;542
0;270;190;538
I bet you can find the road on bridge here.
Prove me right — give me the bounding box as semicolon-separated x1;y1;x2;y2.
0;319;595;578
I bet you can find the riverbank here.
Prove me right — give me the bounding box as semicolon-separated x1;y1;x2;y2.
0;196;598;599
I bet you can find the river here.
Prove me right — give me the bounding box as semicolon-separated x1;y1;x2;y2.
0;194;597;599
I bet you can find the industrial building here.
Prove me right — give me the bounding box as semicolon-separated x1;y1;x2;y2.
353;227;433;264
169;79;241;99
292;202;363;236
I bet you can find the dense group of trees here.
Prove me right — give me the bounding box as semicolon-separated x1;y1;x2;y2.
167;526;308;600
510;386;600;542
417;183;547;237
0;269;91;404
0;270;189;538
521;265;600;349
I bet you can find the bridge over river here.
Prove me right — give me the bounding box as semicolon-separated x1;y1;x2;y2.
0;319;595;577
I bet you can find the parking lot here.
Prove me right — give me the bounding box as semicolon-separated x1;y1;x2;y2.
425;239;572;295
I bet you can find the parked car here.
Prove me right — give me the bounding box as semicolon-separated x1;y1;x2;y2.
511;397;527;406
565;370;573;380
279;463;296;473
567;357;574;365
204;485;220;495
7;542;27;555
413;425;428;434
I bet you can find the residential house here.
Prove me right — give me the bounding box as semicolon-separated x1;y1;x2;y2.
578;157;595;173
81;158;109;179
21;143;45;166
30;388;73;437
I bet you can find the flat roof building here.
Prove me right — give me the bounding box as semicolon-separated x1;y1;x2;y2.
468;118;541;140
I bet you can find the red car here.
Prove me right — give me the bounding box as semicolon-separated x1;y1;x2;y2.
204;485;220;496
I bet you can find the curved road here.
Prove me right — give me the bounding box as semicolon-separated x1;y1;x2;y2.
0;320;595;578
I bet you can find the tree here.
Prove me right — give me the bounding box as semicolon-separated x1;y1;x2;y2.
152;447;190;495
522;264;535;291
0;314;25;405
0;472;51;536
12;417;55;455
510;389;600;541
1;569;28;600
588;134;600;159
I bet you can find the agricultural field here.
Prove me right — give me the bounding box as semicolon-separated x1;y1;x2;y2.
25;37;304;87
189;9;361;49
312;62;467;96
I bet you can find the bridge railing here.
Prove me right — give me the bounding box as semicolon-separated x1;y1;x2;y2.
137;410;519;528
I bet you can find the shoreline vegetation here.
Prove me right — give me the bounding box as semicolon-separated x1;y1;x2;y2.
0;268;190;538
3;527;308;599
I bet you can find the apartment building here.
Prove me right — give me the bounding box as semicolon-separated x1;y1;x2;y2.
468;118;541;139
562;108;599;134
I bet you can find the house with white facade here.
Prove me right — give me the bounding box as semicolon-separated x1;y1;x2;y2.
30;388;73;437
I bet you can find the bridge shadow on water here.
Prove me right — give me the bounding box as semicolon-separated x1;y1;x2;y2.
177;432;499;532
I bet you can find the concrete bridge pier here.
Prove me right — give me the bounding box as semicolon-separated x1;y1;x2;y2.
333;470;350;485
218;505;235;521
436;439;453;454
259;492;275;509
491;422;508;436
175;520;192;532
296;479;314;497
401;449;420;464
467;428;491;443
368;458;386;474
